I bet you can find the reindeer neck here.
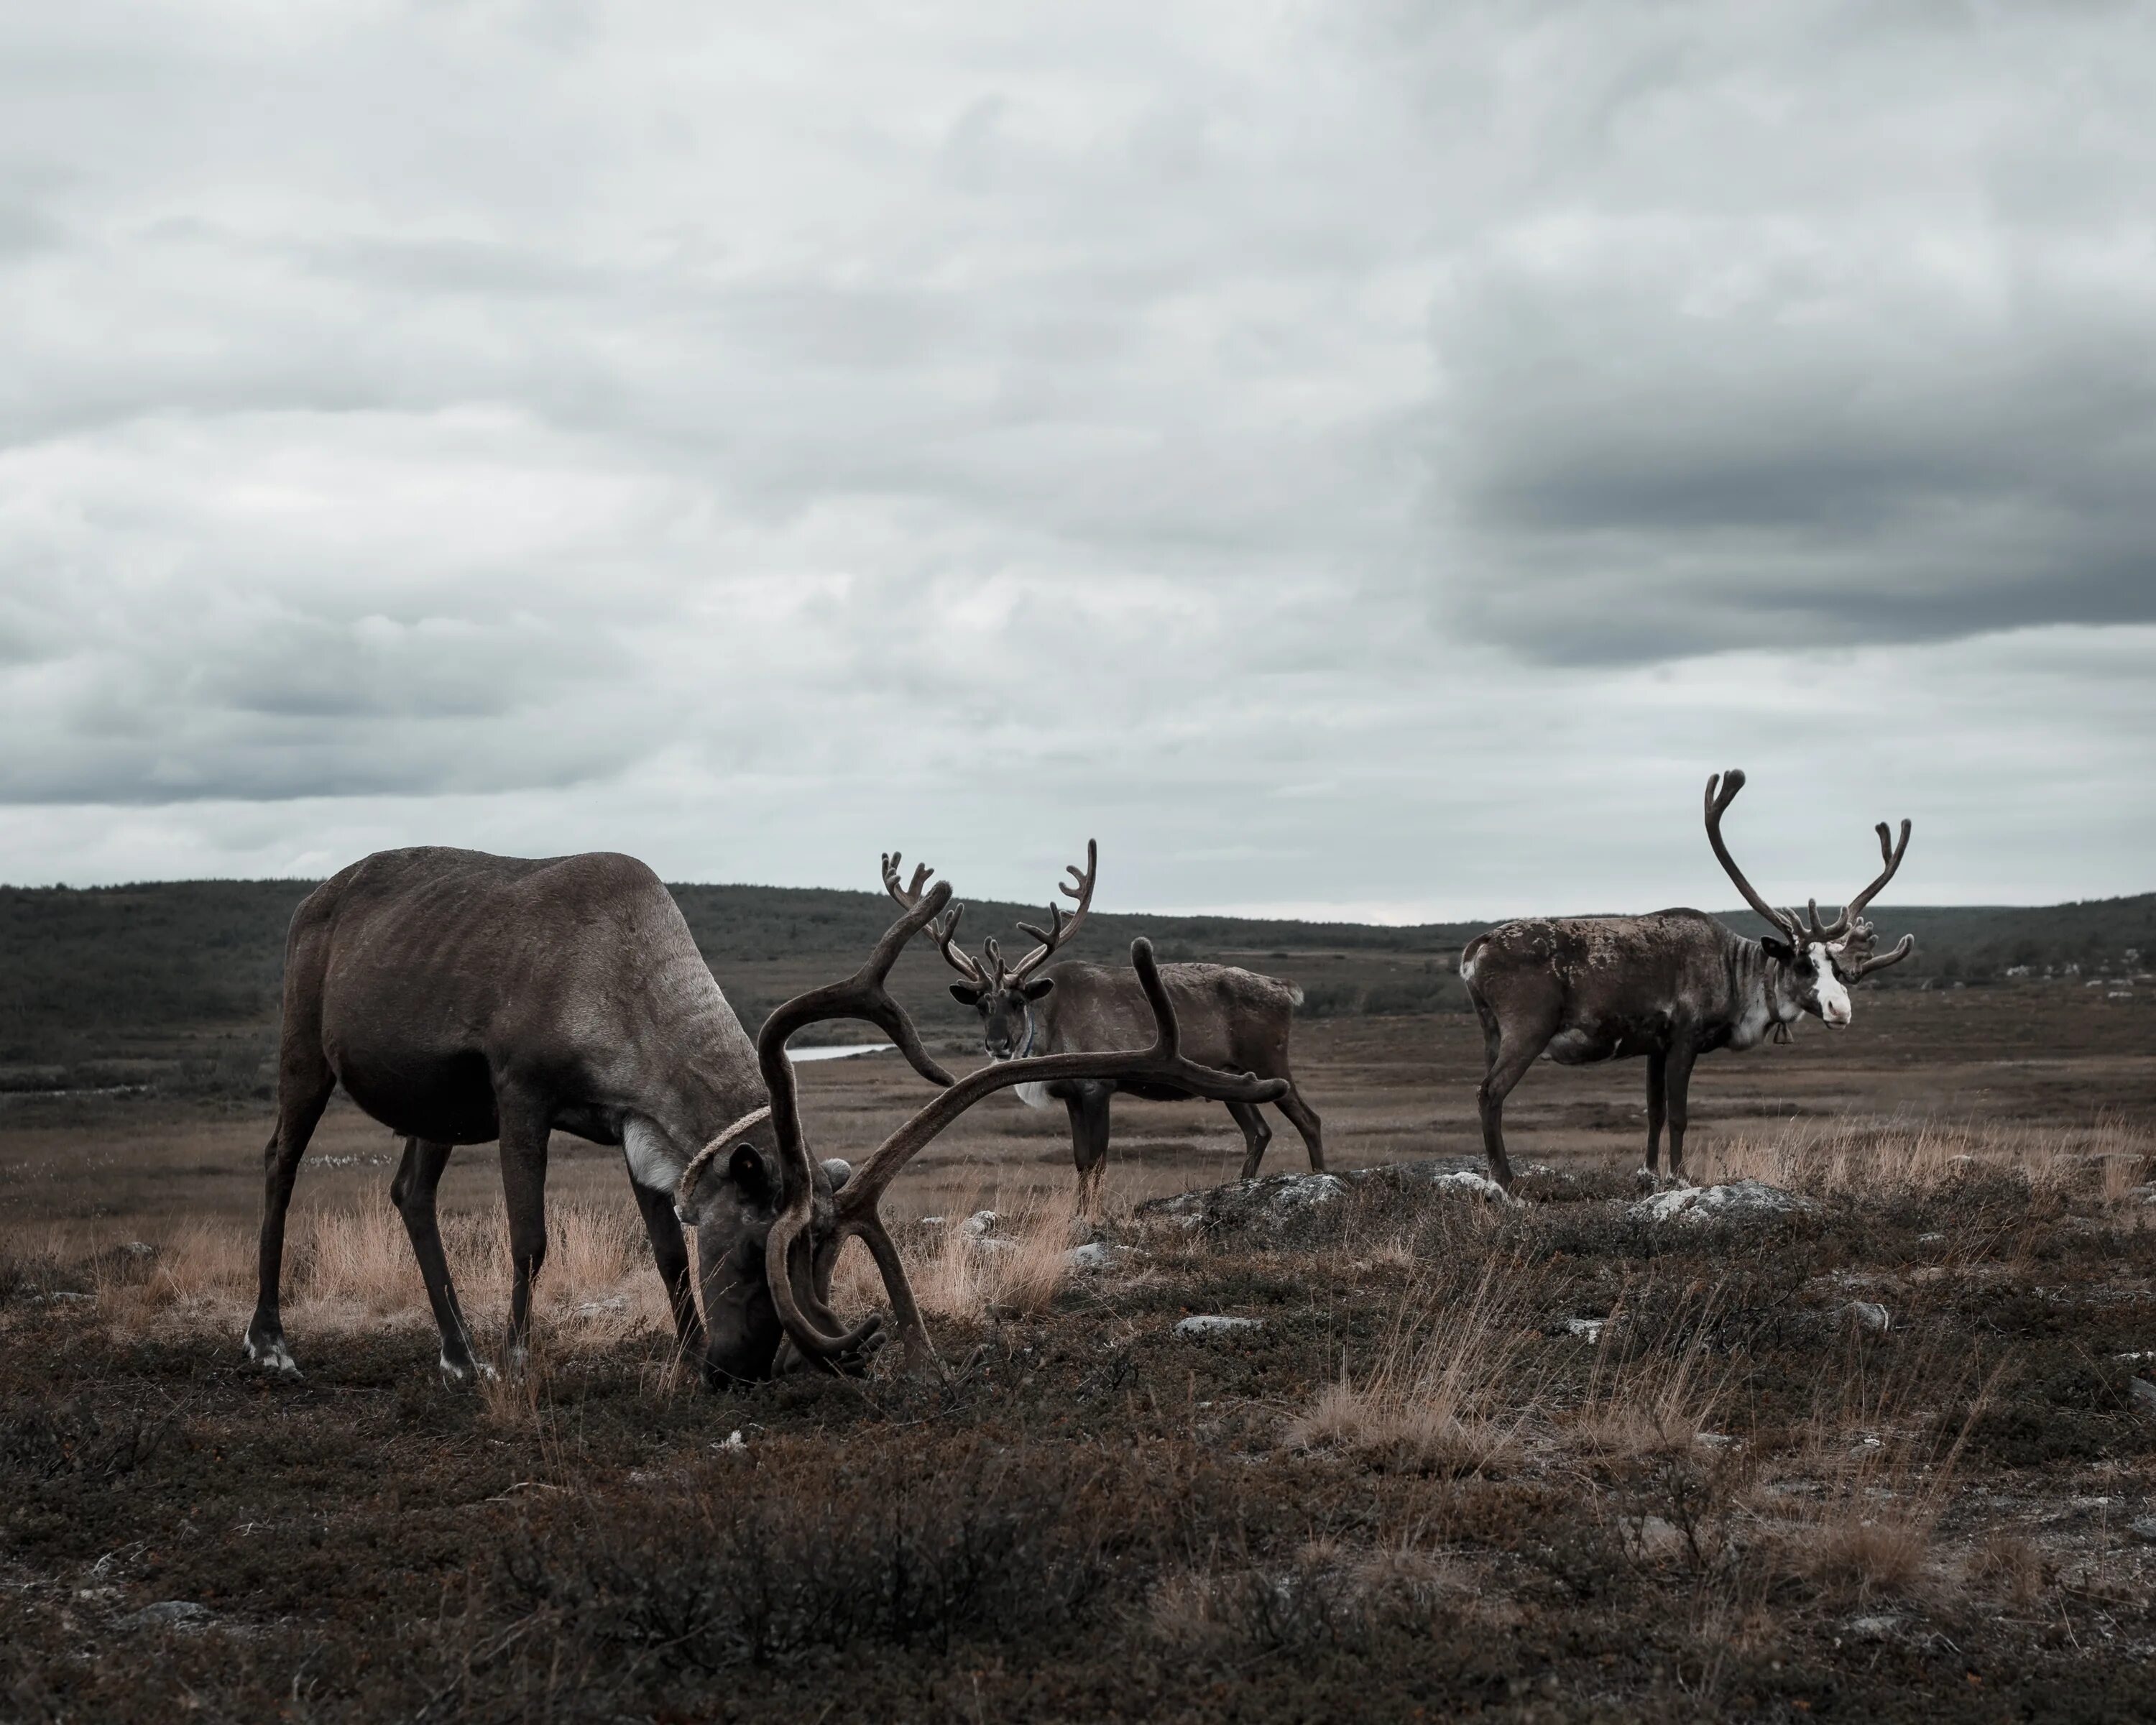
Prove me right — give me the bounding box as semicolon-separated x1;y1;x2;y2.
1728;932;1804;1049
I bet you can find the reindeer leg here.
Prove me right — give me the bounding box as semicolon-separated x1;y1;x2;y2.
1663;1043;1698;1187
1069;1081;1112;1215
1641;1052;1668;1191
1276;1086;1325;1172
244;1054;334;1376
629;1178;704;1368
495;1090;551;1374
1475;1018;1554;1193
1228;1100;1273;1179
391;1137;486;1385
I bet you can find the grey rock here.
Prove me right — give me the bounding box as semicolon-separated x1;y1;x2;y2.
1630;1179;1818;1228
1848;1301;1892;1333
1174;1315;1262;1340
1136;1158;1520;1236
1138;1172;1348;1232
2128;1517;2156;1545
1845;1614;1902;1642
2129;1378;2156;1415
126;1600;213;1631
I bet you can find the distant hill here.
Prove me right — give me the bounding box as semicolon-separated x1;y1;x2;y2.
2;875;2148;1094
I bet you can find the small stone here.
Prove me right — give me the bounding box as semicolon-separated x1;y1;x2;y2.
2129;1378;2156;1416
1845;1614;1902;1642
1174;1315;1262;1340
1848;1301;1892;1333
959;1210;998;1238
1067;1241;1130;1272
714;1430;746;1452
127;1601;212;1631
1695;1432;1739;1450
1564;1317;1608;1343
571;1297;627;1318
2128;1517;2156;1545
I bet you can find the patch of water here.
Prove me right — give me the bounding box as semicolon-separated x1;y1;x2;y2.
787;1042;895;1064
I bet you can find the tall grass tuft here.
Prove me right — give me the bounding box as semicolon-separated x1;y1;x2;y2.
1285;1264;1531;1475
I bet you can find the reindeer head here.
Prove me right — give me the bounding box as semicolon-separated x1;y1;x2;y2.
1705;769;1916;1029
885;840;1097;1062
673;1120;857;1384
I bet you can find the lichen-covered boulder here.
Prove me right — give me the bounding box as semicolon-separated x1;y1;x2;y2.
1628;1178;1818;1227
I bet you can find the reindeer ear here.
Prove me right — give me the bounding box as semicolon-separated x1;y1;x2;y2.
949;983;984;1006
728;1141;773;1202
1760;936;1795;966
1021;976;1055;1000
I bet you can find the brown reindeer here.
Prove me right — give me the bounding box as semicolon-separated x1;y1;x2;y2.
879;842;1324;1206
241;846;918;1387
1459;770;1914;1191
674;867;1289;1373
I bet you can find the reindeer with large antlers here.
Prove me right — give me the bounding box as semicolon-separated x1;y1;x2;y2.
1459;770;1914;1190
880;842;1324;1208
673;867;1290;1371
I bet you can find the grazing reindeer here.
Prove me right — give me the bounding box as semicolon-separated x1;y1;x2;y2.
1459;770;1914;1190
243;846;905;1387
880;842;1323;1205
676;865;1289;1373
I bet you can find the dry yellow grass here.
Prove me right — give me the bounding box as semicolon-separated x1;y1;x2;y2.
1703;1117;2152;1202
1284;1264;1530;1475
1562;1284;1730;1459
909;1192;1078;1323
80;1200;672;1351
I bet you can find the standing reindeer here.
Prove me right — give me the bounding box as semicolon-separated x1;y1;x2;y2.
1460;770;1914;1190
880;842;1323;1206
676;864;1289;1373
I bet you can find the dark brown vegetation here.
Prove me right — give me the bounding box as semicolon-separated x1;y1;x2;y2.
3;918;2154;1720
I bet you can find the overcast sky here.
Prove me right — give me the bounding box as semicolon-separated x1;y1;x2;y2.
3;3;2151;920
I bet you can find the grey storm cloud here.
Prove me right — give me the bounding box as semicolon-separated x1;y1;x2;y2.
0;1;2150;909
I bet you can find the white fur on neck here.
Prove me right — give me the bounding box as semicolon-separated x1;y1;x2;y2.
624;1116;686;1192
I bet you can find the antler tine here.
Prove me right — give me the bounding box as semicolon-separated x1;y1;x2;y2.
886;849;987;986
1842;816;1911;924
829;934;1287;1368
1810;815;1912;939
1846;933;1915;980
752;874;959;1362
880;850;934;909
1008;838;1098;983
1703;770;1800;946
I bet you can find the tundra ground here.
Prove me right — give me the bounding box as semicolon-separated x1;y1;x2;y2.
3;988;2153;1723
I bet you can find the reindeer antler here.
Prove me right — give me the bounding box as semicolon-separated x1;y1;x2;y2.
1703;770;1802;946
760;860;1286;1371
1807;816;1912;941
1840;932;1915;980
755;875;959;1362
1005;839;1097;985
829;935;1286;1367
883;851;990;990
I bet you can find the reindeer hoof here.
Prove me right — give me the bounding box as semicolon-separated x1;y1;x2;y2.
1634;1167;1660;1193
438;1352;496;1387
243;1332;302;1378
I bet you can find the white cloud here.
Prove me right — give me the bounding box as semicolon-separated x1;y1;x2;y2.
0;2;2150;912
